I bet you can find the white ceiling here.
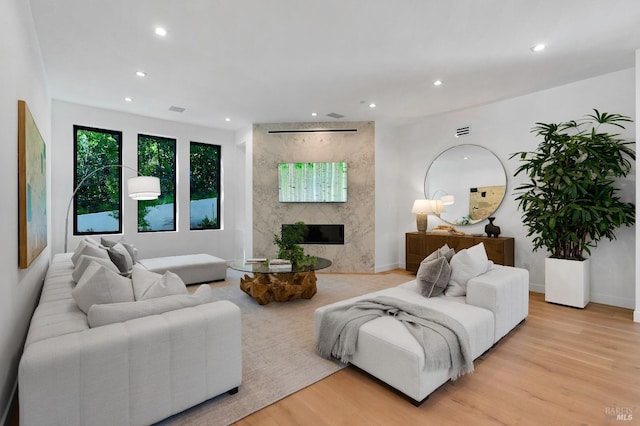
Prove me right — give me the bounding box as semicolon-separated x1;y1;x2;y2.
29;0;640;130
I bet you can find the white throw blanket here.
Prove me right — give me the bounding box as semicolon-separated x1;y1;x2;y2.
316;295;474;380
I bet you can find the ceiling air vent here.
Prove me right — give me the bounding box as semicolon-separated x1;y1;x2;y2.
326;112;345;119
168;105;186;113
455;126;470;137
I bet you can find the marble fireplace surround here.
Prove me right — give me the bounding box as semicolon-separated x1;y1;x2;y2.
252;121;375;273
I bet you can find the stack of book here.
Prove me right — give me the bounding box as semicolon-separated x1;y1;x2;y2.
269;259;292;271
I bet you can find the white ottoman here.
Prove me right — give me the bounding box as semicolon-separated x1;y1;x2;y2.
138;254;226;285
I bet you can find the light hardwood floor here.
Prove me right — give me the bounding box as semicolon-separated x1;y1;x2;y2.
236;284;640;426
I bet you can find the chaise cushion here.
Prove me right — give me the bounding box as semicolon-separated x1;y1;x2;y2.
72;261;135;313
87;284;212;327
138;254;227;285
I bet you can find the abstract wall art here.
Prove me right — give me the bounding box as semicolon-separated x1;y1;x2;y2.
18;100;47;268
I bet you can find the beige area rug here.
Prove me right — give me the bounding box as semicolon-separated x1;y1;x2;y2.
159;269;411;426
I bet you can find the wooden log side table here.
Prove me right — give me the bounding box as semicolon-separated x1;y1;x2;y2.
228;258;332;305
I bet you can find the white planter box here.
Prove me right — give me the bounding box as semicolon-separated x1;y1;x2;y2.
544;257;590;308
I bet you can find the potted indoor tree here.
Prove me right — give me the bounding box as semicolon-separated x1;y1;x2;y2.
273;221;316;269
511;110;635;307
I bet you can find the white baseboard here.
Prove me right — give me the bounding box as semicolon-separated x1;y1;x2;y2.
634;310;640;323
529;282;544;294
375;262;400;273
529;282;634;310
1;378;18;426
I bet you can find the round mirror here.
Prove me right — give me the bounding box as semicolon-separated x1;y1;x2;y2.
424;144;506;226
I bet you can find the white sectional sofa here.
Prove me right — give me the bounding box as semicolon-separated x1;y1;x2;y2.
315;263;529;404
19;252;242;426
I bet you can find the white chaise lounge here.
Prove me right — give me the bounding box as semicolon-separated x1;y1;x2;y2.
315;261;529;404
138;253;227;284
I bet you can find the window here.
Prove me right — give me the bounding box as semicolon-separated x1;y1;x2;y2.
73;125;123;235
190;142;221;230
137;134;176;232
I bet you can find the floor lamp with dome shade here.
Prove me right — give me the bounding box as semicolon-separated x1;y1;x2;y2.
64;165;161;252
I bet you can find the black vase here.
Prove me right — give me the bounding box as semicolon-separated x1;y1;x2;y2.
485;217;501;237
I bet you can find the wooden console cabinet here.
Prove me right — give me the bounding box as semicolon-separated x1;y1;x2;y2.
406;232;514;274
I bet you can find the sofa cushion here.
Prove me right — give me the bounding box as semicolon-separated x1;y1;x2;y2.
71;239;109;265
72;255;120;283
131;264;188;300
107;242;134;274
87;284;212;327
445;242;490;297
417;256;452;298
72;261;135;313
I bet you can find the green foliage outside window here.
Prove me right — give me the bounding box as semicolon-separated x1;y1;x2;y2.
74;126;122;234
138;134;176;232
190;142;221;230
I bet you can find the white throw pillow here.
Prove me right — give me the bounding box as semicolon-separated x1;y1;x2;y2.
72;261;135;313
131;265;188;300
72;254;120;283
144;271;188;300
131;265;161;299
445;242;490;297
87;284;212;328
71;239;110;265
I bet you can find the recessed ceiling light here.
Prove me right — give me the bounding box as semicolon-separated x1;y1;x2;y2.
136;71;146;77
369;103;376;108
311;112;318;117
531;43;545;52
155;27;167;37
433;80;443;86
124;97;133;102
225;117;231;122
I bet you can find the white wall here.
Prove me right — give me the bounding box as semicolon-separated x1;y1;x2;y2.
0;0;51;420
51;101;242;261
234;126;251;259
397;68;636;309
375;121;402;272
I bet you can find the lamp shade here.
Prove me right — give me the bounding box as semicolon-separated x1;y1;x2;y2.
127;176;161;200
431;199;446;214
411;199;434;214
440;194;455;205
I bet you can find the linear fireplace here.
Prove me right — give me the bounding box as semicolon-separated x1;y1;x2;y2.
281;224;344;245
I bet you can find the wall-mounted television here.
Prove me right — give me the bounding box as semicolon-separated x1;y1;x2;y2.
278;162;347;202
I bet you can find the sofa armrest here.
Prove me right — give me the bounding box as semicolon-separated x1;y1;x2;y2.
466;265;529;342
19;300;242;426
